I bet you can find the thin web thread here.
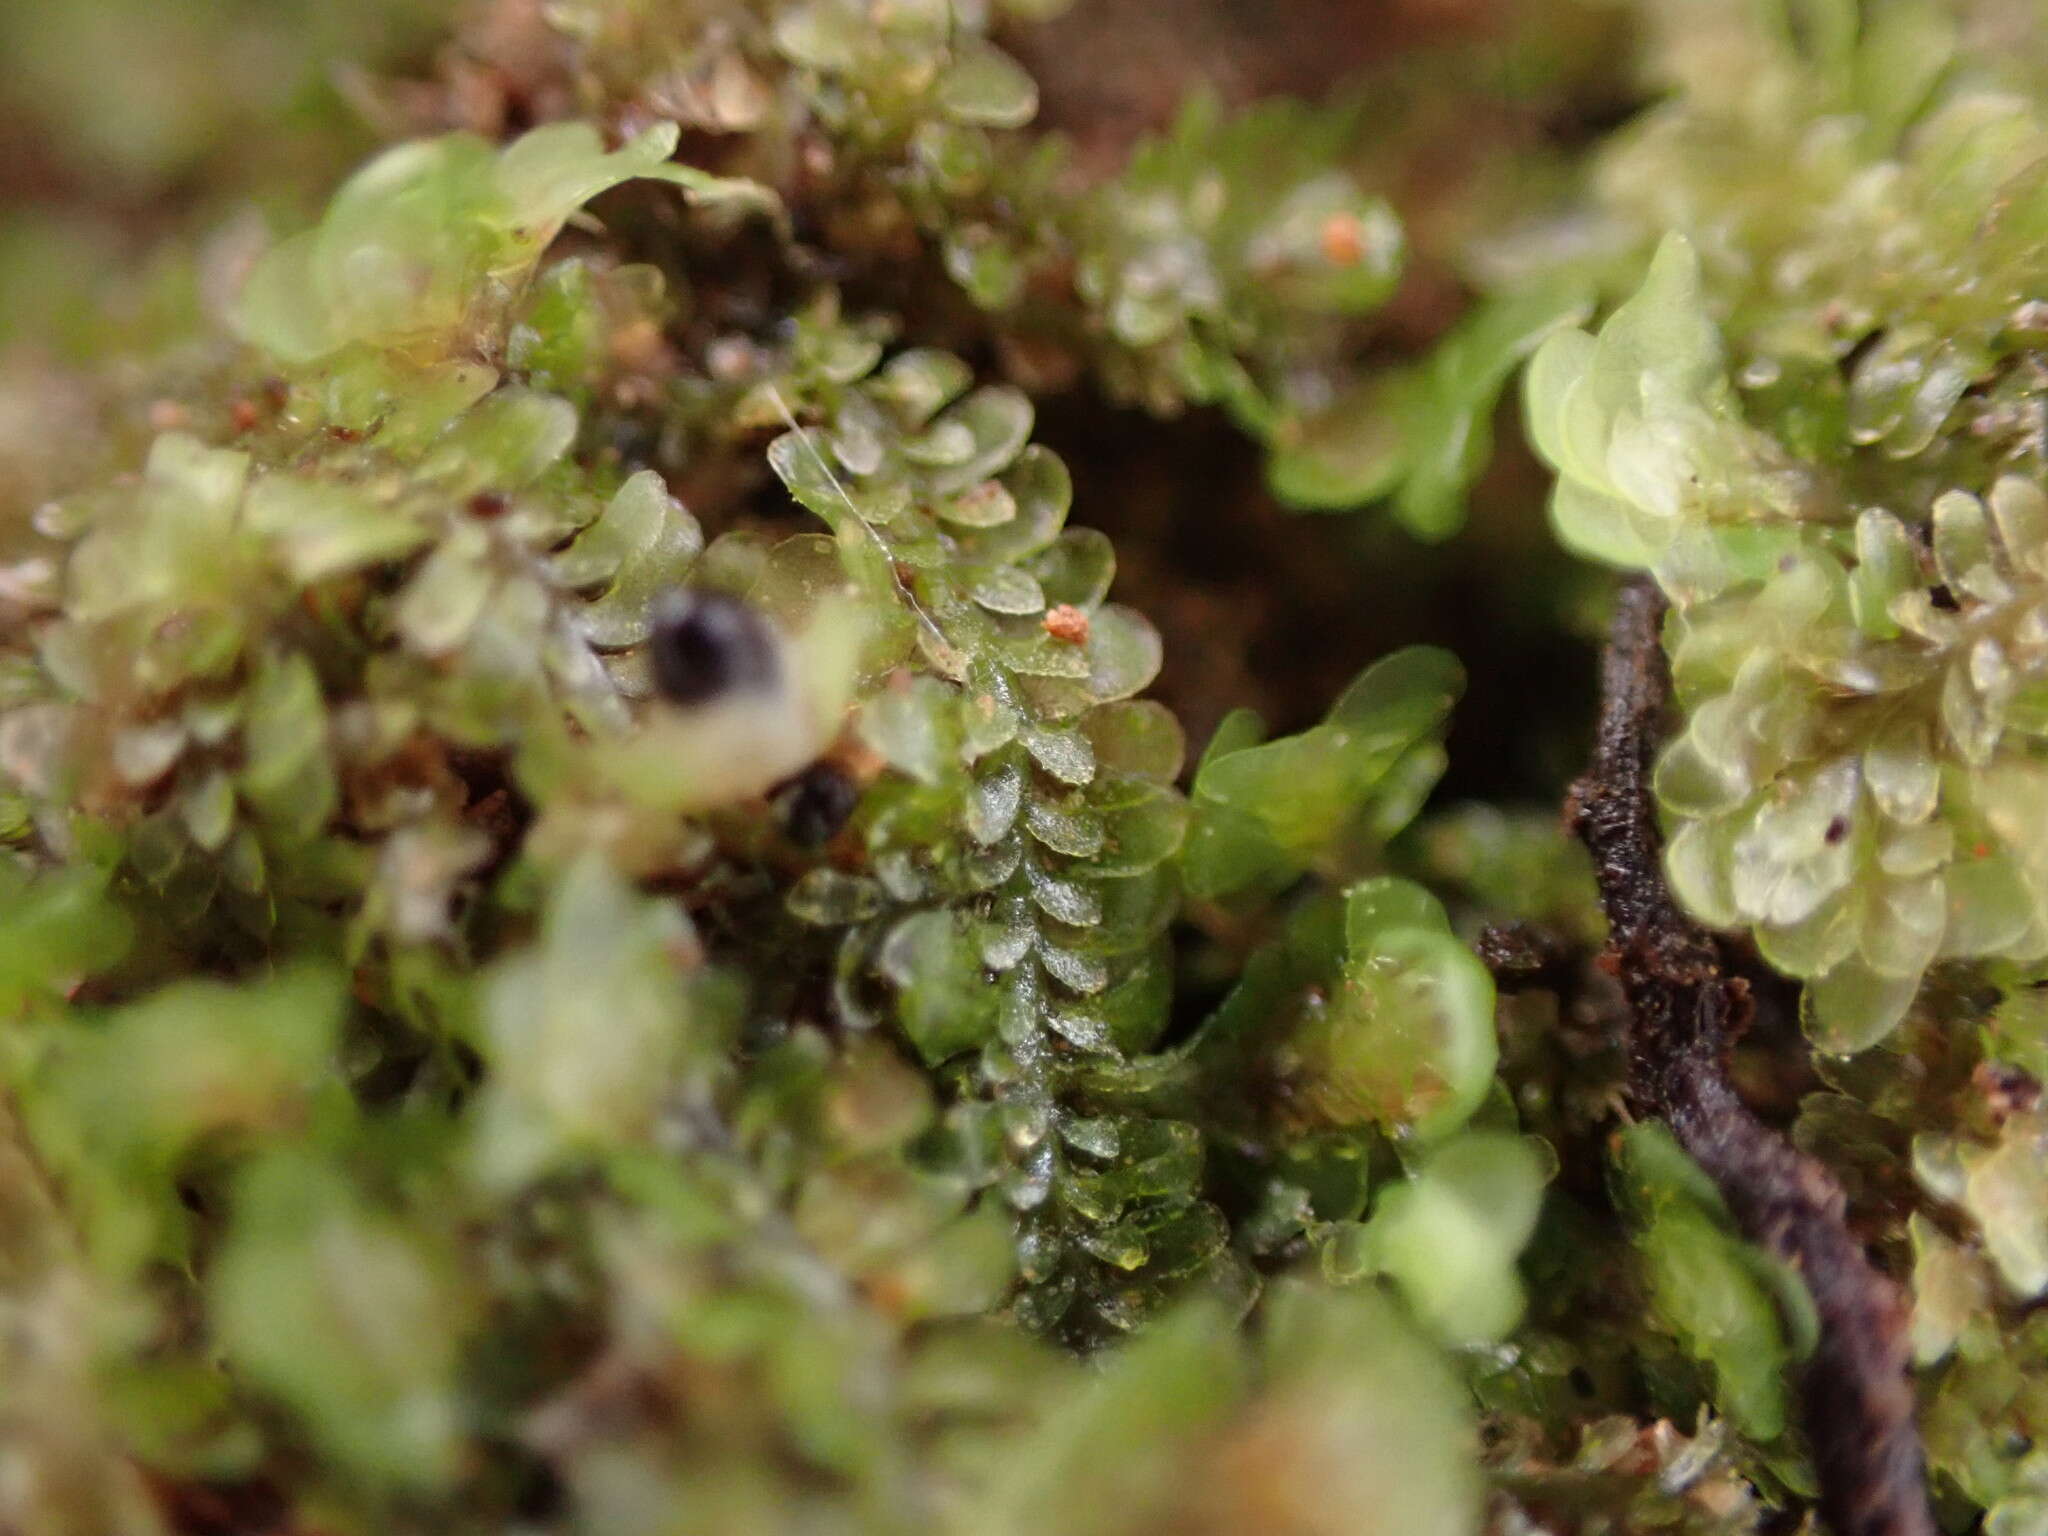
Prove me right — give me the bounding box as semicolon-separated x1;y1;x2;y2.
765;383;957;669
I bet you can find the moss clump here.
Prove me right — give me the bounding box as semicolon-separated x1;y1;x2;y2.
1522;5;2048;1050
8;1;2048;1533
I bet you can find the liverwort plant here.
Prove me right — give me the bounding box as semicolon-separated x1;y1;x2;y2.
235;121;776;366
1529;231;2048;1051
0;18;1530;1522
13;1;2048;1534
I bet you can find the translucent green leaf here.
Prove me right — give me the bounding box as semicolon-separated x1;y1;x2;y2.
870;347;974;427
968;446;1072;565
771;0;865;71
1347;1132;1547;1345
1093;781;1190;877
1614;1124;1800;1440
1081;701;1185;783
421;388;577;492
1803;958;1919;1054
787;868;887;926
939;479;1020;529
1293;924;1497;1141
1186;647;1461;898
238;650;335;844
244;475;428;582
861;677;958;785
1027;864;1103;927
1021;723;1096;785
1084;605;1163;703
214;1152;467;1488
768;428;862;530
1031;529;1116;610
1908;1213;1988;1365
237;123;773;365
1963;1124;2048;1298
1268;376;1414;513
1024;797;1108;858
926;387;1034;496
881;910;1001;1065
29;965;340;1276
1344;876;1451;946
1249;1283;1484;1536
970;565;1046;615
968;1301;1242;1536
966;762;1025;844
396;525;494;656
498;121;774;231
470;855;711;1186
936;41;1039;130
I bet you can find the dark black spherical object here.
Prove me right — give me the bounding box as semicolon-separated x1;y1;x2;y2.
647;589;783;705
774;761;862;845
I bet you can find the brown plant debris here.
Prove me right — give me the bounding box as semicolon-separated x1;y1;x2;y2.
1566;577;1934;1536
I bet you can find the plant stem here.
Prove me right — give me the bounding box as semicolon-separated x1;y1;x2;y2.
1568;576;1933;1536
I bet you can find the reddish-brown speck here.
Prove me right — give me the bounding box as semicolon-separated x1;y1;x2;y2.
1043;604;1090;644
1319;213;1366;267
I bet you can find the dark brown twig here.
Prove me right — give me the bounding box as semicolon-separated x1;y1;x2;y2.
1567;578;1932;1536
1474;921;1580;995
